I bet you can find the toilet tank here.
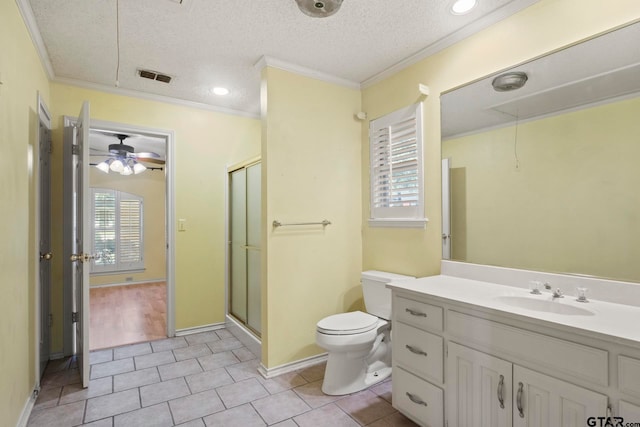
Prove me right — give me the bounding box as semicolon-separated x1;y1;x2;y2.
361;270;415;320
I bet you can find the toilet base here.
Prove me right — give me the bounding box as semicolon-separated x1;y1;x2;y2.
321;351;392;396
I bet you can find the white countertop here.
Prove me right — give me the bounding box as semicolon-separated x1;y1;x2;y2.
387;275;640;347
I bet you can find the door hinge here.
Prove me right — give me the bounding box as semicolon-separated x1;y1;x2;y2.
71;145;80;155
71;312;79;323
48;313;53;327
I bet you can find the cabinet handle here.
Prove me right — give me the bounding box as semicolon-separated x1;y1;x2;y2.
497;375;505;409
516;382;525;418
406;392;428;407
405;308;427;317
405;345;427;357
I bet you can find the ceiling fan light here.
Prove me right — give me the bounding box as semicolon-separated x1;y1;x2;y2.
133;162;147;174
121;164;133;176
95;160;111;173
110;158;124;173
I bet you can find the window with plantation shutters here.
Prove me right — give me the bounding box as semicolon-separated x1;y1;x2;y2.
369;103;426;227
91;188;144;273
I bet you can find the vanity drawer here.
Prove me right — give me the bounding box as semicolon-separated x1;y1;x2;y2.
393;367;443;427
394;322;443;384
619;356;640;398
394;295;443;332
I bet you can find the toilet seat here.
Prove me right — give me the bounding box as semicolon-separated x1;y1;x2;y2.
316;311;379;335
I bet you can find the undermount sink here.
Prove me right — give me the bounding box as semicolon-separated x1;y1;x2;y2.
494;295;595;316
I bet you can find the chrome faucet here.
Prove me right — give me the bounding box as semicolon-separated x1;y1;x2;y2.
543;282;563;298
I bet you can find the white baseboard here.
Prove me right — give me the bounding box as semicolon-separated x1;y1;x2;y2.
49;352;64;360
89;279;166;289
225;315;261;359
175;322;225;336
258;353;328;379
16;386;37;427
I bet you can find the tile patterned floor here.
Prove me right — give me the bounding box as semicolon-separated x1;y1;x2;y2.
28;329;418;427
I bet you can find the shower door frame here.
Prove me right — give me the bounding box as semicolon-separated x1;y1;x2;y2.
226;157;262;338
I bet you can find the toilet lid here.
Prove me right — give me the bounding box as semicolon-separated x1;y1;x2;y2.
317;311;379;335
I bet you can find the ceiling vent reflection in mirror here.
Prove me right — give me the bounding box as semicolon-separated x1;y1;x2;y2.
492;71;528;92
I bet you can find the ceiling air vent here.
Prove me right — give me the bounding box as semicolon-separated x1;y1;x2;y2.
137;69;173;84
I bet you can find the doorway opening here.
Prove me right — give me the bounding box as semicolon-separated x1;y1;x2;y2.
87;126;168;350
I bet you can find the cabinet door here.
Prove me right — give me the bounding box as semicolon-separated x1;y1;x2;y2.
447;342;512;427
513;366;607;427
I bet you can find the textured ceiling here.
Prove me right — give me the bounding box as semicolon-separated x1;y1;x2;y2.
26;0;538;117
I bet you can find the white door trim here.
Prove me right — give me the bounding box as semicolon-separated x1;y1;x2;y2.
441;158;452;260
61;117;176;352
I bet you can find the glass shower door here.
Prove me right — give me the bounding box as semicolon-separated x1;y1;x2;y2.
229;161;261;336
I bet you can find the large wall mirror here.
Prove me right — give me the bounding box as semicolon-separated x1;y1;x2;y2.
441;21;640;283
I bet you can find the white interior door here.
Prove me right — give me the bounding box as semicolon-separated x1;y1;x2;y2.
70;101;91;387
442;158;452;259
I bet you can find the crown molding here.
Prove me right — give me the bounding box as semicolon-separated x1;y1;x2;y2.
15;0;55;79
254;55;361;90
53;77;260;119
361;0;539;89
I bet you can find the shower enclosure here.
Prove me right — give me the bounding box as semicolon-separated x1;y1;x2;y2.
228;160;261;336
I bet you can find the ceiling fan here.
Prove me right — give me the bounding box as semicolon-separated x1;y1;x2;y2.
91;133;165;175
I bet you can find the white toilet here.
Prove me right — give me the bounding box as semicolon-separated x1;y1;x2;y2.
315;270;414;395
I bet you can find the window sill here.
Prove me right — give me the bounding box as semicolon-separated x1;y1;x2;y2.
90;268;146;276
368;218;428;228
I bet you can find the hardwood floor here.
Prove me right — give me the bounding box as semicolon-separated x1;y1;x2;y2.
89;282;166;350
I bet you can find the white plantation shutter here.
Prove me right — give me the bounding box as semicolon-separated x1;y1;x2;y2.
369;103;425;223
93;190;116;268
119;199;143;267
91;188;144;273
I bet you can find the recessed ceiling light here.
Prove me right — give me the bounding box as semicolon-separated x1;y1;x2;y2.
451;0;477;15
212;87;230;96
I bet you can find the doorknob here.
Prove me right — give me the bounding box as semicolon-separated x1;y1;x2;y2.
40;252;53;261
70;253;94;263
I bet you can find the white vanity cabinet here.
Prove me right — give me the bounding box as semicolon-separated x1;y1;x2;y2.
513;365;607;427
446;342;607;427
446;342;512;427
388;277;640;427
392;295;445;426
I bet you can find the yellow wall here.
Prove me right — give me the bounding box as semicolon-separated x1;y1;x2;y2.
262;67;362;368
89;167;167;286
0;1;51;425
48;84;261;352
6;0;640;423
361;0;640;278
443;97;640;282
